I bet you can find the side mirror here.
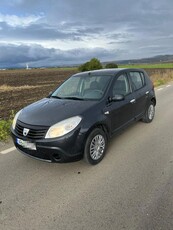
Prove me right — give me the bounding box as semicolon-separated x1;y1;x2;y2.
110;94;125;102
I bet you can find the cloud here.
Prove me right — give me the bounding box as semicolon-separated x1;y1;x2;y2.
0;21;76;41
0;44;50;65
0;18;105;44
0;43;125;68
0;0;173;67
0;13;43;27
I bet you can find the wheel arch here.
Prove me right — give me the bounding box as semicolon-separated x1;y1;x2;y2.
84;123;110;145
151;97;156;106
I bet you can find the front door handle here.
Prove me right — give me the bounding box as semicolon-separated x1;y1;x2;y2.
130;99;136;104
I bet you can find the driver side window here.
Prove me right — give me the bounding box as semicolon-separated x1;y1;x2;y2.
112;74;130;96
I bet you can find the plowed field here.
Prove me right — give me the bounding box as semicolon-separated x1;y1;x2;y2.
0;69;77;119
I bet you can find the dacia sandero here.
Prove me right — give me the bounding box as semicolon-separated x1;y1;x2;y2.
11;68;156;165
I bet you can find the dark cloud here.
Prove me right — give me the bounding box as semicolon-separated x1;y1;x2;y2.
0;43;124;68
0;44;52;65
0;21;103;42
0;22;78;41
46;0;173;27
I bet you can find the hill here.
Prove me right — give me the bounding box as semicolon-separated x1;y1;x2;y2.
115;54;173;65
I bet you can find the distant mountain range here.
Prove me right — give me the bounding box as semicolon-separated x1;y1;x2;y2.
114;54;173;65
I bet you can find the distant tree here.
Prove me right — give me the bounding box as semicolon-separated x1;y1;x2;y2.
78;58;103;72
105;63;118;68
88;58;103;70
78;62;90;72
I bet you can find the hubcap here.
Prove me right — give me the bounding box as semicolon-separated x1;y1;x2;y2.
148;104;155;120
90;135;105;160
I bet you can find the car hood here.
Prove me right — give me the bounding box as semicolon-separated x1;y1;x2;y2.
18;98;98;126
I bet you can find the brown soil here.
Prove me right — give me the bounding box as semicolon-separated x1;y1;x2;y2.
0;69;77;119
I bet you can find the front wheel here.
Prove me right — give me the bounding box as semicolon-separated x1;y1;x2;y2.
142;102;155;123
84;128;107;165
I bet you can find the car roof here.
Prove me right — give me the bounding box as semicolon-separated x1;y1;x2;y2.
73;68;145;77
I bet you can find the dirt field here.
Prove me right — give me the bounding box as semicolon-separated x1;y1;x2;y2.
0;69;77;119
0;68;173;119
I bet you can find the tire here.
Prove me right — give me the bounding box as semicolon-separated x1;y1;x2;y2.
84;128;107;165
142;101;155;123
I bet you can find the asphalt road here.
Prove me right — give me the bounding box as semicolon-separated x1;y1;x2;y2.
0;83;173;230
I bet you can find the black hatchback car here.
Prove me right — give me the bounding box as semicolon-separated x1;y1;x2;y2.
11;68;156;165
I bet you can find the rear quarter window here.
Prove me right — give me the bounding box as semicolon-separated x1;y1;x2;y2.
129;71;145;90
140;72;146;86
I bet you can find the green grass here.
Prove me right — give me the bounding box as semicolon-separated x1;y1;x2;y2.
0;119;12;141
154;79;167;87
119;63;173;69
0;111;14;141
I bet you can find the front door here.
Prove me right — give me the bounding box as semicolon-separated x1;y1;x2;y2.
107;73;136;133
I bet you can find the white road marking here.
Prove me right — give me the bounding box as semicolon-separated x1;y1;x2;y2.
0;147;16;155
156;84;172;91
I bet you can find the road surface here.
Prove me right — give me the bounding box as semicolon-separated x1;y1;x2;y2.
0;83;173;230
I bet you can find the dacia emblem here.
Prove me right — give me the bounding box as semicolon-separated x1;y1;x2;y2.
23;128;29;136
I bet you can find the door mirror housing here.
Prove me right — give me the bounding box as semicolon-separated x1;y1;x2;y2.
111;94;125;102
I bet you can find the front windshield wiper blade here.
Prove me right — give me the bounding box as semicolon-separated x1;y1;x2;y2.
62;97;84;100
50;95;62;99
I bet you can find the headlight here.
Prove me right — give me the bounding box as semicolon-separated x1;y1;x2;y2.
12;110;22;130
45;116;82;139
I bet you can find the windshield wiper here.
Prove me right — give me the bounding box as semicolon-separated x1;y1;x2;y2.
62;96;84;100
50;95;62;99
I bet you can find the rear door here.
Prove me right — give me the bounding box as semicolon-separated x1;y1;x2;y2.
128;71;149;119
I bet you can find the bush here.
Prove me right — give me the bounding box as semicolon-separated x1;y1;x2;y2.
79;58;103;72
105;63;118;68
78;62;90;72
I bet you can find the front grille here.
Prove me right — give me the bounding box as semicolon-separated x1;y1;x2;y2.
15;121;48;140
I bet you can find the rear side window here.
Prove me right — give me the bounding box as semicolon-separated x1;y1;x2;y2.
129;72;145;90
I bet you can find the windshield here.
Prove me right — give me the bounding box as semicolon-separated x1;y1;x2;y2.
51;74;112;100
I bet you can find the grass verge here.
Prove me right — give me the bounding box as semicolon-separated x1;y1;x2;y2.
150;70;173;87
0;112;14;141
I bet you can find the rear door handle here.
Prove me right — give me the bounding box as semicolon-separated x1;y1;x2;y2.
145;91;149;95
130;99;136;104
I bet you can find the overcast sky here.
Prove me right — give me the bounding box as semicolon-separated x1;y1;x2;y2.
0;0;173;67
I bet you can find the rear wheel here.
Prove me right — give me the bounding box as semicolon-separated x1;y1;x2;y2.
142;101;155;123
84;128;107;165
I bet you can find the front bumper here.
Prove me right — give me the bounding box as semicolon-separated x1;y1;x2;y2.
11;128;85;163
